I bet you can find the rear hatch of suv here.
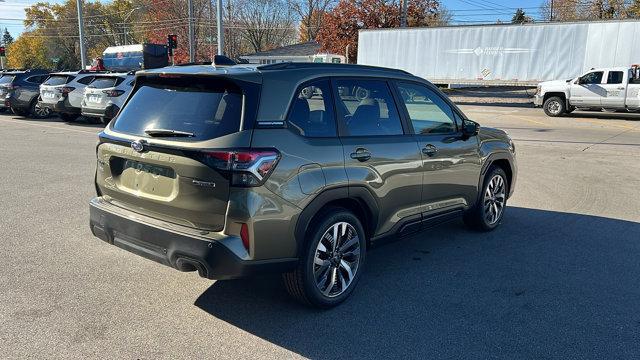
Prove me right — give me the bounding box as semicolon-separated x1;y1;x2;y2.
84;75;125;110
40;74;75;105
96;72;261;231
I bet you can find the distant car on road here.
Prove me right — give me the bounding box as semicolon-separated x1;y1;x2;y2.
89;60;517;308
1;69;51;118
535;65;640;117
81;72;134;124
38;71;104;122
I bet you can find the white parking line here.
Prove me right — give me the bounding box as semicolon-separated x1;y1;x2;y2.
0;118;100;135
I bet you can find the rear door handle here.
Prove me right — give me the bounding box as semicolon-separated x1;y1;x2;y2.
422;144;438;156
350;148;371;162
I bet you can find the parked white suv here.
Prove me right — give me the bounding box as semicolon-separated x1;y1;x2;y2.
39;71;103;122
81;73;135;123
534;66;640;116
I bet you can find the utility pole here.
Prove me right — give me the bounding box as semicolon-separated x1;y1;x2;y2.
76;0;87;68
188;0;195;62
216;0;224;55
550;0;554;21
208;0;214;60
400;0;408;27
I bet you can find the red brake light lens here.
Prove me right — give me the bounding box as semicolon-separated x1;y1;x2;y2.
240;223;250;252
103;89;125;97
199;149;280;187
60;86;75;94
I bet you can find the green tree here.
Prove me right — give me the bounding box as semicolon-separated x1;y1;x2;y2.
6;33;50;69
511;8;533;24
2;28;14;46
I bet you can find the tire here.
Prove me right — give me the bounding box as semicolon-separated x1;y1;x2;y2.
59;113;80;122
29;100;52;119
10;107;28;117
464;166;509;232
283;207;366;308
543;96;566;117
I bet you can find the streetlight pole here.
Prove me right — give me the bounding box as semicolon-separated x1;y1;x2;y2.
76;0;87;68
216;0;223;55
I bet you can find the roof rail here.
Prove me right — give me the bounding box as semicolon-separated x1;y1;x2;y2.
257;62;412;75
176;61;212;66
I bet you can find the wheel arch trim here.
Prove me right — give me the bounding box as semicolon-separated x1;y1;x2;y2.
294;185;379;257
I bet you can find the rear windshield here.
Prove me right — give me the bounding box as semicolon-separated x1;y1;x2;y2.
0;75;15;84
111;77;243;141
43;75;73;86
89;77;123;89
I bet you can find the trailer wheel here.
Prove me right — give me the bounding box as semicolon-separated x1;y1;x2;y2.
543;96;566;117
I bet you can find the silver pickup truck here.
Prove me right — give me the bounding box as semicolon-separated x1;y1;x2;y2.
534;66;640;116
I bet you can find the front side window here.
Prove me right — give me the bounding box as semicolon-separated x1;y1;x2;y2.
112;77;242;141
396;82;457;135
579;71;603;85
334;79;403;136
607;71;624;84
287;79;336;137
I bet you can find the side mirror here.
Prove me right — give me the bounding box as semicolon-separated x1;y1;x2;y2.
462;120;480;136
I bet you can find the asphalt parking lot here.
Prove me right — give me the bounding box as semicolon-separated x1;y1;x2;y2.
1;105;639;359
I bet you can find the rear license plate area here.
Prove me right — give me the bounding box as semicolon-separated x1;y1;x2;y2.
111;157;176;197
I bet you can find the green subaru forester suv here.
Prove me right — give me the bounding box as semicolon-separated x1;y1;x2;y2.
89;61;517;308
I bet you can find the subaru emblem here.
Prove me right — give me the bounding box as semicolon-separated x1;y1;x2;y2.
131;140;145;153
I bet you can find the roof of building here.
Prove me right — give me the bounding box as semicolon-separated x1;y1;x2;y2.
242;41;321;58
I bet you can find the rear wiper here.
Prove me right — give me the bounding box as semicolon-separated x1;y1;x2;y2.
144;128;195;137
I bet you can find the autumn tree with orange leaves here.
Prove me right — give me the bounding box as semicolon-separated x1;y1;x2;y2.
317;0;449;63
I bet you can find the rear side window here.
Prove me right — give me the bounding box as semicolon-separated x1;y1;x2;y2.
89;77;123;88
0;75;15;84
26;75;47;84
43;75;73;86
112;77;242;141
334;79;403;136
607;71;624;84
287;80;336;137
76;76;95;85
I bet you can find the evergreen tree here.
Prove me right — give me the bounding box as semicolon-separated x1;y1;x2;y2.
2;28;14;46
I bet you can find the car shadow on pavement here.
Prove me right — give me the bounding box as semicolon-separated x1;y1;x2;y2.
5;114;106;128
567;111;640;121
195;207;640;359
453;101;534;108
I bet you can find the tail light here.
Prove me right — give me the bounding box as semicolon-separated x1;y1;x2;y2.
103;89;125;97
240;223;250;252
59;86;75;95
198;149;280;187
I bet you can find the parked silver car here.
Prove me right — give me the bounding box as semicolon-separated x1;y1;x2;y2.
39;71;103;122
81;73;135;123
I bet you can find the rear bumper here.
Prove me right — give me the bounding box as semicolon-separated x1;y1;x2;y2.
40;97;81;114
82;106;108;118
89;197;297;280
82;103;120;119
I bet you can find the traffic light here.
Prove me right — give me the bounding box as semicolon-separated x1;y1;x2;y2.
0;47;5;57
167;34;177;49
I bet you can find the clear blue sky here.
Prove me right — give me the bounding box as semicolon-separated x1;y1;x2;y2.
444;0;546;24
1;0;545;38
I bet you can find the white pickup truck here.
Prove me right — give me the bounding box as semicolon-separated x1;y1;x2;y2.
534;66;640;116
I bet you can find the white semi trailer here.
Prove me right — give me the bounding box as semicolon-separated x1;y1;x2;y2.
357;20;640;86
